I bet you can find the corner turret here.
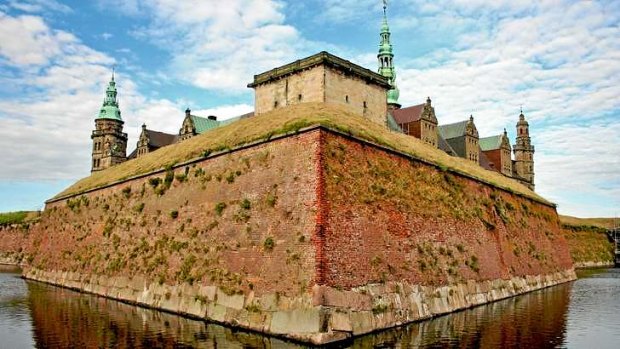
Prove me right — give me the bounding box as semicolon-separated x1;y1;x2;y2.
91;70;127;172
513;108;535;190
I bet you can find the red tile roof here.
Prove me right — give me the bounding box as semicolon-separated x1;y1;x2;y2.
392;103;424;124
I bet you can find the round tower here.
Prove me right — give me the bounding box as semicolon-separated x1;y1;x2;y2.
91;70;128;172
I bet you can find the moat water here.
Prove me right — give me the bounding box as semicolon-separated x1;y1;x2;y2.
1;266;619;349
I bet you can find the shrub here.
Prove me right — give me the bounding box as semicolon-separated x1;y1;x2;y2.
215;202;227;216
175;174;187;183
226;172;235;183
164;169;174;188
170;210;179;219
102;221;114;238
266;193;277;207
263;237;275;251
121;186;131;198
148;177;161;188
240;199;251;210
133;202;145;213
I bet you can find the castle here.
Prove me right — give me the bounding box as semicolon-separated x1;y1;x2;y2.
91;4;535;191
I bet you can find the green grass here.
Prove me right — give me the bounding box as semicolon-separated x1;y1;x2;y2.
559;215;617;230
0;211;39;226
51;103;551;205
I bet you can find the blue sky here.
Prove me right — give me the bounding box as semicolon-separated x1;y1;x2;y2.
0;0;618;217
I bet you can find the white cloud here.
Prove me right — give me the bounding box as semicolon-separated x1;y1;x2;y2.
194;104;254;121
0;12;180;181
98;0;311;93
386;0;620;215
7;0;71;14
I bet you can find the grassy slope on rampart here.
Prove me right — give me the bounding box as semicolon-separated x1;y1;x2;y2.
560;216;614;265
559;215;617;230
0;211;40;226
54;103;549;206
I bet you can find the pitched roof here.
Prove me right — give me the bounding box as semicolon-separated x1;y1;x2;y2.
439;120;469;140
386;112;403;132
392;104;424;124
438;134;457;155
445;136;466;157
190;115;220;134
220;111;255;126
145;129;177;148
479;135;503;151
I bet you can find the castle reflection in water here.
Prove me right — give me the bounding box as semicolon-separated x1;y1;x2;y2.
26;277;570;348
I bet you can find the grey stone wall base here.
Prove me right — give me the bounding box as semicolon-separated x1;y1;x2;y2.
22;268;576;345
573;261;614;269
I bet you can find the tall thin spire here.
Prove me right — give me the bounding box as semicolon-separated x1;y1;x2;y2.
377;1;400;108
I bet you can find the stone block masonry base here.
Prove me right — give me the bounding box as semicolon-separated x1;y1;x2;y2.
23;268;576;345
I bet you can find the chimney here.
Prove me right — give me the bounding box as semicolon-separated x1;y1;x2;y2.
185;108;191;117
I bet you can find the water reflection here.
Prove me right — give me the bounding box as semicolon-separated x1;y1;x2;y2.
351;283;570;348
1;267;619;348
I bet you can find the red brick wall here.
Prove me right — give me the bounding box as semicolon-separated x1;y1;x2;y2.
1;128;574;297
10;130;323;297
483;149;502;173
321;132;573;289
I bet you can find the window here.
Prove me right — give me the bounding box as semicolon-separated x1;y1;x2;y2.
363;101;367;109
274;100;279;108
345;95;349;103
298;94;302;101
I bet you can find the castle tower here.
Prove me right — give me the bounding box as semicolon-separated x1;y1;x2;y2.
91;71;127;172
378;1;400;111
464;115;479;163
420;97;438;147
513;109;535;190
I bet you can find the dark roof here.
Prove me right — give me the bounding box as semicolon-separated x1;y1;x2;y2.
386;112;403;132
439;120;469;140
248;51;390;89
145;129;177;148
479;135;503;151
438;134;457;155
445;136;466;158
392;104;424;124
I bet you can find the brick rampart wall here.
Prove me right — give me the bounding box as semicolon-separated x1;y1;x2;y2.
15;131;323;297
320;132;573;289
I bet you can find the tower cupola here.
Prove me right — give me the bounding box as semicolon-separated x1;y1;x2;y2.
98;69;122;121
377;1;400;109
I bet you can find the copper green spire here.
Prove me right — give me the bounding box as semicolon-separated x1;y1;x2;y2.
97;68;122;121
378;1;400;107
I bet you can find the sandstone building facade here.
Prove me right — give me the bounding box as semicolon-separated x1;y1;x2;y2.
248;51;391;126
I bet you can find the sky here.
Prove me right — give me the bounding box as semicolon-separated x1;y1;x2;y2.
0;0;618;218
